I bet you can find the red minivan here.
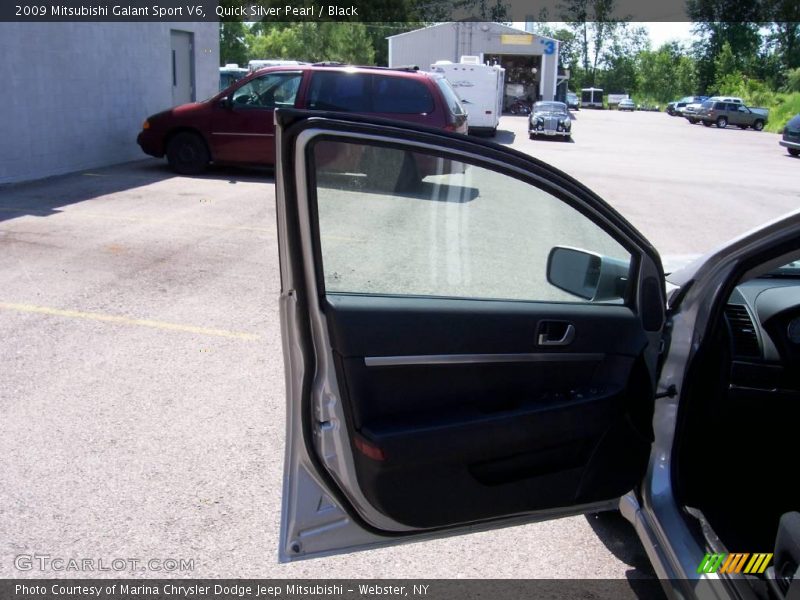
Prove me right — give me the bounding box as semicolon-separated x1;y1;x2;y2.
137;64;468;177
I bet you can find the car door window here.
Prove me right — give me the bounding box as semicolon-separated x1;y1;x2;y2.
231;72;302;109
311;140;632;303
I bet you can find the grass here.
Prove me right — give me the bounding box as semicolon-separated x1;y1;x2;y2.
588;91;800;127
762;93;800;133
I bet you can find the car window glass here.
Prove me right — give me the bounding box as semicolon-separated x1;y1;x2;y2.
308;72;371;112
435;77;466;116
231;72;302;109
309;140;631;303
373;76;434;114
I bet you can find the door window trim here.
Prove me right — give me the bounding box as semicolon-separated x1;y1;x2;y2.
300;130;643;309
228;70;304;111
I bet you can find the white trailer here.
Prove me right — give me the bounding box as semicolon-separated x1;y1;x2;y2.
430;56;505;136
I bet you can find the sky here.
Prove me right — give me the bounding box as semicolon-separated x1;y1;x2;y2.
646;22;695;47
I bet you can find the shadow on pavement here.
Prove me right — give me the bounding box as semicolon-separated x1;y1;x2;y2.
530;135;575;143
492;130;516;145
585;511;667;599
318;173;480;204
0;159;274;224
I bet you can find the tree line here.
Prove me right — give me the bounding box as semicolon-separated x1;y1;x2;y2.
532;0;799;104
220;0;800;106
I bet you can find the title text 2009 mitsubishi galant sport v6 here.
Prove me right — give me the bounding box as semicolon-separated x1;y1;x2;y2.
136;63;468;178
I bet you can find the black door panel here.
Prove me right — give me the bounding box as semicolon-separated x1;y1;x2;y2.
326;294;647;357
324;294;652;528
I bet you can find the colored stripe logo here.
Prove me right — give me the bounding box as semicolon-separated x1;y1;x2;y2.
697;553;773;574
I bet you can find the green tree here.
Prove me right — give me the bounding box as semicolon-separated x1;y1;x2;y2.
220;21;248;67
785;67;800;92
363;23;421;66
246;23;375;65
686;0;764;92
599;23;649;92
559;0;628;86
710;40;743;95
633;42;698;103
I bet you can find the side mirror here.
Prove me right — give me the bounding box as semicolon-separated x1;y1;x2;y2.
219;97;233;110
547;246;630;302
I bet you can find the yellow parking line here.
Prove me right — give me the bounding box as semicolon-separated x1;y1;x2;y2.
0;206;271;233
0;302;260;341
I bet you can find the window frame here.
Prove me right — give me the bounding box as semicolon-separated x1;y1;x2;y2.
229;70;304;110
303;134;641;308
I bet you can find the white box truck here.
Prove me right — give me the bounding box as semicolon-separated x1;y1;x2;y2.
430;56;505;136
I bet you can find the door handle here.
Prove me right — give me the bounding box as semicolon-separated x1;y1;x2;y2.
537;322;575;347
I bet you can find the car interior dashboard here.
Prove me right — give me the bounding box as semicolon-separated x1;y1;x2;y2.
725;277;800;394
678;272;800;555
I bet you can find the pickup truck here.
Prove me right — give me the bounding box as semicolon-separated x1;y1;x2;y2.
692;99;769;130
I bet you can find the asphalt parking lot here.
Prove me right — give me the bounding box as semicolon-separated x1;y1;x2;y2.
1;110;797;583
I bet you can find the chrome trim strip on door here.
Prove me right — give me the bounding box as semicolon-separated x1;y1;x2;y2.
365;353;605;367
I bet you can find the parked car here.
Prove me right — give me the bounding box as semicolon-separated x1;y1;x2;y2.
528;101;571;140
247;59;307;72
666;95;707;116
137;64;468;174
780;113;800;156
617;98;635;112
566;91;580;110
218;64;248;92
694;99;768;130
684;96;741;123
273;109;800;599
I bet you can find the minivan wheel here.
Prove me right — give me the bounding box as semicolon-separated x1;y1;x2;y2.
716;116;728;128
688;118;698;124
752;120;764;131
789;148;800;157
166;132;210;175
702;121;712;127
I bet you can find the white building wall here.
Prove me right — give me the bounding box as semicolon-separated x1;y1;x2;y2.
0;23;219;184
389;23;559;101
389;24;459;68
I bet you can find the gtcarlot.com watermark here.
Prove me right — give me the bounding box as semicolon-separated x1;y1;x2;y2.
14;554;195;572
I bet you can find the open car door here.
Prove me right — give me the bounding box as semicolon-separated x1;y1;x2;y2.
275;109;667;562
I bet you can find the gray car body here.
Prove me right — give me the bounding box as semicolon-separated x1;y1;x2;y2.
275;111;800;598
780;113;800;155
528;101;572;138
621;209;800;598
694;101;768;128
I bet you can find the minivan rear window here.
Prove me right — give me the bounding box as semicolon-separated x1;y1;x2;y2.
434;77;466;116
